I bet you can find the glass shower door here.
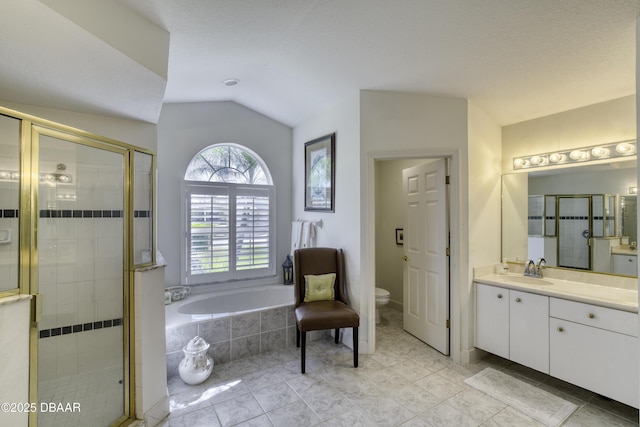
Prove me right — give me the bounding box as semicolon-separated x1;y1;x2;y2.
557;196;591;270
36;131;128;427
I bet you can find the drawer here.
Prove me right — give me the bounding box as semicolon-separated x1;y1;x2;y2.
550;298;638;337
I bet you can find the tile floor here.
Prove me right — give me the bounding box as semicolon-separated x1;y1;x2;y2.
38;365;124;427
162;307;639;426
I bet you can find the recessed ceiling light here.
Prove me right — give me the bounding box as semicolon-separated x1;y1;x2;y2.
223;78;239;87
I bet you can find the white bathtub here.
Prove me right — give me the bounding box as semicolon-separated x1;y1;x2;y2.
165;284;295;328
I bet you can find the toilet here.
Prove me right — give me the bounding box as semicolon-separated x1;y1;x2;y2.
375;287;391;323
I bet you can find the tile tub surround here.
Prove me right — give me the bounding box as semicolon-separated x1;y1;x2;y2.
165;287;330;378
159;307;639;427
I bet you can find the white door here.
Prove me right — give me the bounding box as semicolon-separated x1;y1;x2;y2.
402;159;449;354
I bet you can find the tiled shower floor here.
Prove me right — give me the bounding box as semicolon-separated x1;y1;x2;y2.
38;365;124;427
163;307;639;426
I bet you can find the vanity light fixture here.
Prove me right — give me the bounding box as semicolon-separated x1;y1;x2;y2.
513;139;636;171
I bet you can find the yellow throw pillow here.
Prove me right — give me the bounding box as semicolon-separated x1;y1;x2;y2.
304;273;336;302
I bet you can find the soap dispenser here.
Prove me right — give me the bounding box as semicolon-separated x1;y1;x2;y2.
500;258;509;275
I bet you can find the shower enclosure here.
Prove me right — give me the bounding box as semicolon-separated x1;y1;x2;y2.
529;194;617;271
0;107;155;426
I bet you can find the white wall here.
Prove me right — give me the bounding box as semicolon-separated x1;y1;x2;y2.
374;158;427;310
466;101;503;361
292;94;362;343
359;90;474;360
157;101;293;286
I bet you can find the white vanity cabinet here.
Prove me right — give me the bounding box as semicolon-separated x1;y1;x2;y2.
476;283;549;373
476;283;509;359
549;298;639;408
612;253;637;276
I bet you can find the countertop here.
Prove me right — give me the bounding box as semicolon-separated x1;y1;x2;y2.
474;273;638;313
611;249;638;256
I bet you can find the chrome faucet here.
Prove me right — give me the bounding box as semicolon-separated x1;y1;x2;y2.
535;258;546;277
524;259;535;276
524;258;545;278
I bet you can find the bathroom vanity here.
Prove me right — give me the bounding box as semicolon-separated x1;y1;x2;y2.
474;272;638;408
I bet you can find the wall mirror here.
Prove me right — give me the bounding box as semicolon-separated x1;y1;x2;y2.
502;159;637;277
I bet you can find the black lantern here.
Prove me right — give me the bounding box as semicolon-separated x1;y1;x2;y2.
282;255;294;285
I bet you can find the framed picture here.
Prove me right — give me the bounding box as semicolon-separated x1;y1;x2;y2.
396;228;404;245
304;133;335;212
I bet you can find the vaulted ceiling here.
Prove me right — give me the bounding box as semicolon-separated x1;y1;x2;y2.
1;1;638;127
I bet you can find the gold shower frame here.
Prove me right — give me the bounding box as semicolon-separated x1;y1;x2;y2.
0;105;156;427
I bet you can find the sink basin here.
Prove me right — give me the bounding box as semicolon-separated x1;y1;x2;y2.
505;275;554;286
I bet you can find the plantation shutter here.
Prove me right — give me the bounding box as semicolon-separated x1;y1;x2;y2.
187;186;230;277
185;182;274;283
236;187;271;271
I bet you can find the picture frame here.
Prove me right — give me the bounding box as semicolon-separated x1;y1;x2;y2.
396;228;404;245
304;132;335;212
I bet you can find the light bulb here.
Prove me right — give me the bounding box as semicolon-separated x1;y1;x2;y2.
569;150;587;161
616;142;636;155
591;147;609;157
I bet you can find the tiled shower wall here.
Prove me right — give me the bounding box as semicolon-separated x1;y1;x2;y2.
37;161;125;382
165;306;329;379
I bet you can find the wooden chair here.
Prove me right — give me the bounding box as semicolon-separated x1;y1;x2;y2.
294;247;359;373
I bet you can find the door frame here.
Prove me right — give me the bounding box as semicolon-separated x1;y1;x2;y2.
365;149;462;363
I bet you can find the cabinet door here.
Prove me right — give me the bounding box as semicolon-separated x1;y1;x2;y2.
550;317;639;408
476;283;509;359
612;254;637;276
510;290;549;373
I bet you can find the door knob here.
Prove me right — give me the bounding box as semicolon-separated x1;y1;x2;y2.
402;255;408;261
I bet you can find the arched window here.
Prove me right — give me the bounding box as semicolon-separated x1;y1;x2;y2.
184;144;274;284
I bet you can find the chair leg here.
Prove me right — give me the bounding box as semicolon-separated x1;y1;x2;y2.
334;328;339;344
353;327;358;368
296;325;300;348
300;331;306;374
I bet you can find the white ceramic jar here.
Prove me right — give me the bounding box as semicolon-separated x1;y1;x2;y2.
178;336;214;385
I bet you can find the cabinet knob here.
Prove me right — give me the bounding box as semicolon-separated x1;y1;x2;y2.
403;255;408;262
557;327;564;332
515;297;522;303
588;313;595;319
497;294;503;299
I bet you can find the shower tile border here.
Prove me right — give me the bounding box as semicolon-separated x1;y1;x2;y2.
0;209;152;218
39;317;123;339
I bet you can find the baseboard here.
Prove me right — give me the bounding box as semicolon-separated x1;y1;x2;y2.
388;300;402;312
462;347;487;365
